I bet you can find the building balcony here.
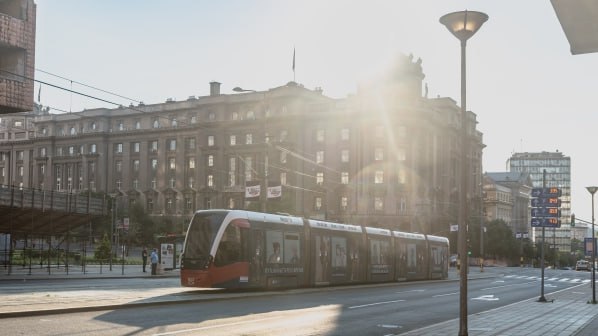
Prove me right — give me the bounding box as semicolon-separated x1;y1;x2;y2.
0;76;32;113
0;12;27;49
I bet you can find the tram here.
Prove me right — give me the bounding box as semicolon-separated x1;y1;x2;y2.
180;209;449;289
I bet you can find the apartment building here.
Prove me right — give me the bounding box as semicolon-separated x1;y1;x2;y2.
0;55;484;235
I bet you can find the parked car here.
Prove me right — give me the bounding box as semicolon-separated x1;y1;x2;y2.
576;260;590;271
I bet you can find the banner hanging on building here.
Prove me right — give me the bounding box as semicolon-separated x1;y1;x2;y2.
267;182;282;199
245;181;261;200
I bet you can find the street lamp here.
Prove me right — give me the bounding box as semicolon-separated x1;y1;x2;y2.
587;186;598;304
440;10;488;336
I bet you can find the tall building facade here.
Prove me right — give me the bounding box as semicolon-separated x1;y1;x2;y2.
0;0;36;114
483;172;533;236
507;151;575;252
0;55;484;236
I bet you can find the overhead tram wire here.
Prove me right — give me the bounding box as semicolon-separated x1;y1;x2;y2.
35;68;143;104
4;69;352;177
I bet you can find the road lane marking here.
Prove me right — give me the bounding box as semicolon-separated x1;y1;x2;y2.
395;289;424;294
481;281;536;290
472;295;499;301
152;316;280;335
348;299;405;309
432;292;458;297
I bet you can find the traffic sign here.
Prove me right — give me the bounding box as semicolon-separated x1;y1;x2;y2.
531;207;561;218
531;217;561;228
531;197;561;207
531;187;562;198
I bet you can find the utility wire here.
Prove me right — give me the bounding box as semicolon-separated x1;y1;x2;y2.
35;68;142;103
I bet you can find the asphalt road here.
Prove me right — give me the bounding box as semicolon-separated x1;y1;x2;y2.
0;267;592;336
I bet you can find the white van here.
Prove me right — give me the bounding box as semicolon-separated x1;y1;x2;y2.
576;260;590;271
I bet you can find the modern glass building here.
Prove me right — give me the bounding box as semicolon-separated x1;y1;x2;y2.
507;151;575;252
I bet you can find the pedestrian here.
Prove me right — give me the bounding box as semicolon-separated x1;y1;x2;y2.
150;248;159;275
141;248;148;272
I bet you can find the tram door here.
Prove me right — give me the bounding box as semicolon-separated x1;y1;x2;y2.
249;230;266;286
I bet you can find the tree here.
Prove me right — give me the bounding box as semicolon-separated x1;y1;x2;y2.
94;234;111;261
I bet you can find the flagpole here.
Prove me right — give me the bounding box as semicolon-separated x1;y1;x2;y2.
292;47;296;82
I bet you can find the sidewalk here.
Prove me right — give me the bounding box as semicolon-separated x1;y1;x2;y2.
1;265;597;336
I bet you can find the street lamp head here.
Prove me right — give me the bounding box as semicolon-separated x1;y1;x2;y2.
440;10;488;42
587;186;598;195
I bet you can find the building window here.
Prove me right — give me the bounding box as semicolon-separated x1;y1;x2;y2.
132;142;140;153
341;128;350;141
230;135;236;146
56;147;63;156
398;148;406;161
191;114;197;123
246;133;252;145
315;197;322;211
133;159;140;172
150;140;158;153
147;198;154;212
247;111;255;119
375;148;384;161
374;197;384;211
169;178;176;188
133;179;139;189
316;172;324;185
186;197;193;211
316;151;324;164
117;120;124;131
168;139;176;151
341;196;348;210
281;172;287;185
188;157;196;169
208;155;214;167
316;129;325;142
207;175;214;187
89;143;97;154
151;159;158;171
18;166;23;177
188;177;195;189
91;122;97;130
17;150;24;160
116;179;122;190
341;150;349;163
115;160;122;173
208;135;215;147
115;143;123;154
208;112;215;120
186;138;196;150
169;158;176;170
135;120;141;129
280;151;287;164
232;112;239;120
70;127;76;135
375;170;384;184
151;178;157;189
40;147;46;157
341;172;349;184
171;117;178;127
153;118;160;128
245;156;253;181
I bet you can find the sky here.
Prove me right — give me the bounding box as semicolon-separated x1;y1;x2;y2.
32;1;598;220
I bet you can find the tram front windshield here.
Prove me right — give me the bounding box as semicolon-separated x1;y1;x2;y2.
183;211;228;261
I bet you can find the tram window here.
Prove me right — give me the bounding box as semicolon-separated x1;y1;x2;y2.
214;224;242;266
369;239;390;265
266;231;283;263
284;234;300;264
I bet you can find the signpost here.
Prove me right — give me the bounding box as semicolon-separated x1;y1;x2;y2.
532;175;561;303
530;187;562;229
